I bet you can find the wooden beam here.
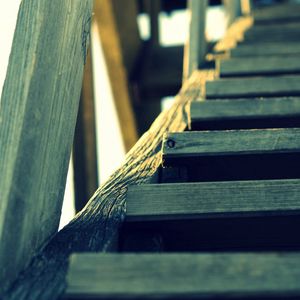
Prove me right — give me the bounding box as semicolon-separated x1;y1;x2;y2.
224;0;242;26
144;0;161;47
0;0;93;293
219;56;300;77
126;179;300;222
206;75;300;99
183;0;207;80
93;0;138;151
73;50;98;212
190;97;300;130
65;253;300;299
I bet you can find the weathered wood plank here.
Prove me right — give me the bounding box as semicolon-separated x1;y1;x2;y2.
65;253;300;299
249;21;300;33
190;97;300;130
231;43;300;57
253;3;300;24
162;128;300;182
0;0;93;294
219;56;300;77
245;27;300;40
126;179;300;222
206;75;300;99
163;128;300;160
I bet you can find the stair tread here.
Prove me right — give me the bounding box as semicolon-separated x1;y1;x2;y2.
191;97;300;121
126;179;300;222
230;42;300;57
205;75;300;99
163;128;300;162
219;56;300;77
65;253;300;299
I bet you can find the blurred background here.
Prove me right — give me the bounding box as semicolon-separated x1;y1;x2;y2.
0;0;289;228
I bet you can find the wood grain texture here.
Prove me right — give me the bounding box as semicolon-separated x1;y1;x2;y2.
0;0;93;294
126;179;300;221
65;253;300;299
206;75;300;99
190;97;300;129
2;67;203;300
163;128;300;160
219;56;300;77
231;43;300;57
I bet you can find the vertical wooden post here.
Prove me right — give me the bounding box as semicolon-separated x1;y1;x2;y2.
183;0;208;81
73;50;99;212
144;0;161;47
224;0;242;26
0;0;93;293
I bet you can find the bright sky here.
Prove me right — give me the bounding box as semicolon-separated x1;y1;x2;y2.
0;0;21;94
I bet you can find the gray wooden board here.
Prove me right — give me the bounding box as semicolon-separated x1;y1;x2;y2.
253;3;300;23
205;75;300;99
0;0;93;294
242;30;300;43
126;179;300;222
191;97;300;122
219;56;300;77
248;22;300;33
163;128;300;160
231;43;300;57
65;253;300;299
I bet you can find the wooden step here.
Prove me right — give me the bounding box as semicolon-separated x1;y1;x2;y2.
219;56;300;77
65;253;300;299
205;75;300;99
253;3;300;24
190;97;300;130
230;43;300;57
248;22;300;33
162;128;300;182
242;31;300;44
122;180;300;251
126;180;300;222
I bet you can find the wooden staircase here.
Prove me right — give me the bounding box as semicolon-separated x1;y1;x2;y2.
64;2;300;299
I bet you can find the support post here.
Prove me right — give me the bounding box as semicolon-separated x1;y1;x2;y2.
183;0;208;81
224;0;242;26
0;0;93;293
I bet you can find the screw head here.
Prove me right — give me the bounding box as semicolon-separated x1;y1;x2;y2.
166;139;176;148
